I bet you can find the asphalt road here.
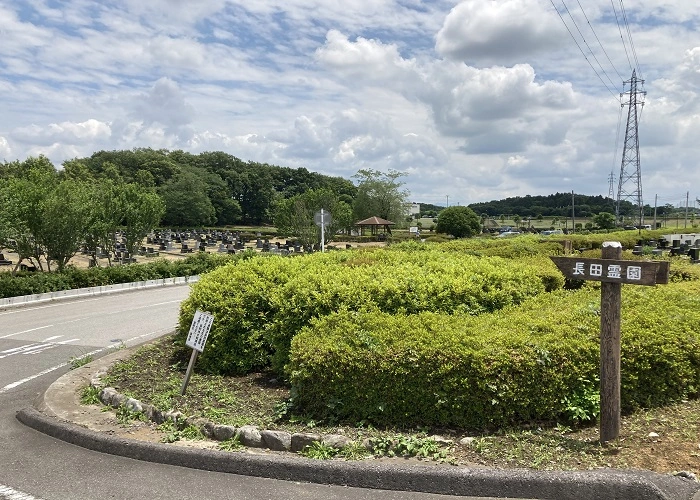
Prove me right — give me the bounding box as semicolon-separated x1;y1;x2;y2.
0;286;511;500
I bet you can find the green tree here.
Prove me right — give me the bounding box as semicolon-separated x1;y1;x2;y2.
119;184;166;258
435;206;481;238
0;156;57;272
83;179;125;266
512;214;521;227
274;189;353;247
158;170;216;227
37;180;92;271
592;211;616;230
351;169;410;225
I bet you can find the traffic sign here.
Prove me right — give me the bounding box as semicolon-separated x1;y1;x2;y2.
314;209;332;227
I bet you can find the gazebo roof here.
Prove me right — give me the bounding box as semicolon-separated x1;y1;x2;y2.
356;216;395;226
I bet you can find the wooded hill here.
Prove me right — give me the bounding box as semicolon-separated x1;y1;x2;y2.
467;193;637;218
62;149;357;227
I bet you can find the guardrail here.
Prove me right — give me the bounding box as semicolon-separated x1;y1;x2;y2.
0;275;200;310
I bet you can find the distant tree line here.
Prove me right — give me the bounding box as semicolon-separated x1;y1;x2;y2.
467;193;639;218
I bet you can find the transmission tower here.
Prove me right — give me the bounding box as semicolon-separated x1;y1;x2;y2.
616;70;646;224
608;172;615;198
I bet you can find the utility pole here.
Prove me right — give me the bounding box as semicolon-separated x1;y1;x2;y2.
653;194;657;230
686;191;690;229
446;195;449;208
571;191;576;233
616;70;646;226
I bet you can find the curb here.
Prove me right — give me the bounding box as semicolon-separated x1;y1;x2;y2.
0;276;199;310
15;406;699;500
15;350;700;500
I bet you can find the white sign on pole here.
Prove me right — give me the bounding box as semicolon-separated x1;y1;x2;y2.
185;310;215;352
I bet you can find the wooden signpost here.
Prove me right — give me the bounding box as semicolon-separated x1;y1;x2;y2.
180;310;215;396
550;242;670;443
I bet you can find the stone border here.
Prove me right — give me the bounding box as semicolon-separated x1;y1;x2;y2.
95;381;373;454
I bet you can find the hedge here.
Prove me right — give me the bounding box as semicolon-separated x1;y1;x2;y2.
0;252;248;299
287;279;700;430
177;246;565;375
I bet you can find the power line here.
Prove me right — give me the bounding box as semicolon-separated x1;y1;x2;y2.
549;0;621;101
610;0;634;73
618;0;643;80
559;0;619;92
575;0;625;83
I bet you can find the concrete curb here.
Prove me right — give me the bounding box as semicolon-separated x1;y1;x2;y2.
0;275;199;310
15;348;700;500
15;407;699;500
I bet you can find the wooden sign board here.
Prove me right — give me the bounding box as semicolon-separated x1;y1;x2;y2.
550;257;669;286
550;244;670;443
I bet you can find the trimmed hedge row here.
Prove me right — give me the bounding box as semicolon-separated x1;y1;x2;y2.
0;252;247;299
288;279;700;429
177;246;565;375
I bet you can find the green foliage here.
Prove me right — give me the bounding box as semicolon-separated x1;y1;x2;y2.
178;246;556;375
115;404;146;426
0;252;244;299
299;441;339;459
80;385;102;405
69;354;94;369
371;435;448;461
351;169;409;226
273;188;352;246
218;436;244;452
435;206;482;238
288;279;700;430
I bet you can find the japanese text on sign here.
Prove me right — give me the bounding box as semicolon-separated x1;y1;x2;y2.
185;310;214;352
573;262;642;280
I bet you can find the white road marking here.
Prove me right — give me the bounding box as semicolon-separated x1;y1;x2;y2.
0;339;79;359
0;325;54;340
0;484;44;499
0;328;174;393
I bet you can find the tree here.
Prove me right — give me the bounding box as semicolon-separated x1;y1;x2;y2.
119;184;166;258
274;189;353;247
512;214;521;227
592;212;616;230
352;169;410;225
435;206;481;238
83;179;126;267
37;179;92;271
158;170;216;227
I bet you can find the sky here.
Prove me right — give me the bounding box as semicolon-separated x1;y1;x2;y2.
1;0;699;209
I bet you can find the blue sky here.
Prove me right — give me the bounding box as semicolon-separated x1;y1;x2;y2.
1;0;699;209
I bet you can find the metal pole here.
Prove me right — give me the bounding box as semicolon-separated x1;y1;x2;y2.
321;209;325;252
180;349;199;396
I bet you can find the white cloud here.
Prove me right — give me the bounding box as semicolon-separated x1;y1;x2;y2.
435;0;566;65
0;0;699;205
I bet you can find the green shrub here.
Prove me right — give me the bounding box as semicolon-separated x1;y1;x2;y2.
0;252;247;299
178;247;562;375
288;280;700;430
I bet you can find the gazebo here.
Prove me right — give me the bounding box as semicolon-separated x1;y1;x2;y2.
355;216;395;236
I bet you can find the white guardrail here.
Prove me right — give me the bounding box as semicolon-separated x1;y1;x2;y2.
0;275;200;310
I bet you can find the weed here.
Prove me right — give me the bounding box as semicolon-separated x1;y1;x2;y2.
218;436;244;452
69;354;93;370
338;441;371;460
370;435;448;461
299;441;339;460
115;404;145;426
80;385;101;405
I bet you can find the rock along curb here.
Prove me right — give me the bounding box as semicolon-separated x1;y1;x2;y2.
16;407;700;500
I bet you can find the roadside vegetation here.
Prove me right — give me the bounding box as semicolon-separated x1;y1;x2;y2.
94;233;700;475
